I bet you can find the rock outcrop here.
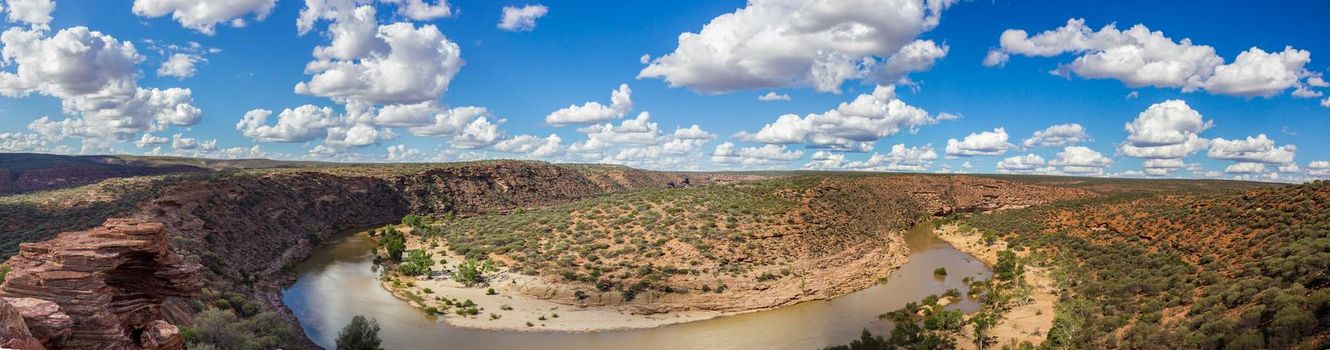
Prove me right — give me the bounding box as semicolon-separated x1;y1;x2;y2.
0;219;202;349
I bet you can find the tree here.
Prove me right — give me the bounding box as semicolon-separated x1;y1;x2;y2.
380;227;406;261
994;250;1024;282
335;315;383;350
398;250;433;276
454;259;496;286
969;311;997;350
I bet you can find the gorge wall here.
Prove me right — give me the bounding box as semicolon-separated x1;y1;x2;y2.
0;161;1092;348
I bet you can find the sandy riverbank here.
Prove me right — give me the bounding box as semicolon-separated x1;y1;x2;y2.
375;226;912;332
935;224;1058;349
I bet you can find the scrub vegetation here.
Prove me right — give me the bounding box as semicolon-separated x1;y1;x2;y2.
959;180;1330;349
409;175;924;301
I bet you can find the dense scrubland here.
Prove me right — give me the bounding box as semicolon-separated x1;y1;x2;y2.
957;180;1330;349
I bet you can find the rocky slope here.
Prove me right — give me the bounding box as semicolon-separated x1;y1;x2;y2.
0;153;325;195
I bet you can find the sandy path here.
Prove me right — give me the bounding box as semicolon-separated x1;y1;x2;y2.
935;224;1057;349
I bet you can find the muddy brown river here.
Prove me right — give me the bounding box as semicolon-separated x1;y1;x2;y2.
282;222;992;349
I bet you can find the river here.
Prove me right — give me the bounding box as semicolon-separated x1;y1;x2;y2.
282;222;992;349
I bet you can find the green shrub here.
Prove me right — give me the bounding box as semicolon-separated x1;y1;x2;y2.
335;315;383;350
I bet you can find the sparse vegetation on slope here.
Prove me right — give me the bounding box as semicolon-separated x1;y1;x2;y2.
408;175;926;308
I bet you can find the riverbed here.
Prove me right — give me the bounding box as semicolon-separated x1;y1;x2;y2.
282;222;991;349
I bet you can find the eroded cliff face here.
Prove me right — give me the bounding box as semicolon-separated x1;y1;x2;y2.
0;219;202;349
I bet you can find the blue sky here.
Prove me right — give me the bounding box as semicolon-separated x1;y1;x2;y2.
0;0;1327;181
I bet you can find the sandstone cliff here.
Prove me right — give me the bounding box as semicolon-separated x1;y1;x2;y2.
0;219;201;349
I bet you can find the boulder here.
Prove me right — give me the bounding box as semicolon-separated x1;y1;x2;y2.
0;298;44;350
3;298;70;347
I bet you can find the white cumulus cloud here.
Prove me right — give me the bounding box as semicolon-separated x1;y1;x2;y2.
1050;146;1112;175
545;84;633;125
1119;100;1211;162
986;18;1316;98
639;0;955;93
946;127;1013;157
737;85;948;151
1207;134;1296;165
758;91;790;101
132;0;277;35
1023;123;1089;148
996;154;1048;173
5;0;54;28
157;53;203;79
1;27;202;142
296;20;463;105
712;142;804;165
498;4;547;32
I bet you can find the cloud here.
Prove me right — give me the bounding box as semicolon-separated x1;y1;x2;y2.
494;134;563;158
157;53;204;79
0;132;48;152
1207;134;1296;164
372;100;442;127
1224;162;1266;174
1143;158;1187;174
658;124;703;139
386;144;422;161
136;133;168;148
171;133;216;151
381;0;452;21
996;154;1047;173
5;0;54;28
806;144;938;171
711;142;804;165
1203;46;1312;97
297;0;453;35
568;112;666;154
324;122;391;147
406;106;493;136
1023;123;1089;148
296;21;463;105
451;117;504;149
879;39;949;83
946;127;1012;157
1322;97;1330;108
986;19;1315;98
498;4;548;32
311;5;387;61
132;0;277;35
737;85;947;151
1;27;202;142
1309;161;1330;177
545;84;633;125
242;2;466;153
237;105;338;143
758;91;790;101
1050;146;1112;175
1119;100;1211;162
981;50;1008;67
639;0;955;93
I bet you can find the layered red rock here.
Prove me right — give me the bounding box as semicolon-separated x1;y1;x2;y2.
0;298;44;350
0;219;202;349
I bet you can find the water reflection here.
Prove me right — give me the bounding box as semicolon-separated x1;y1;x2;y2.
282;222;991;350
